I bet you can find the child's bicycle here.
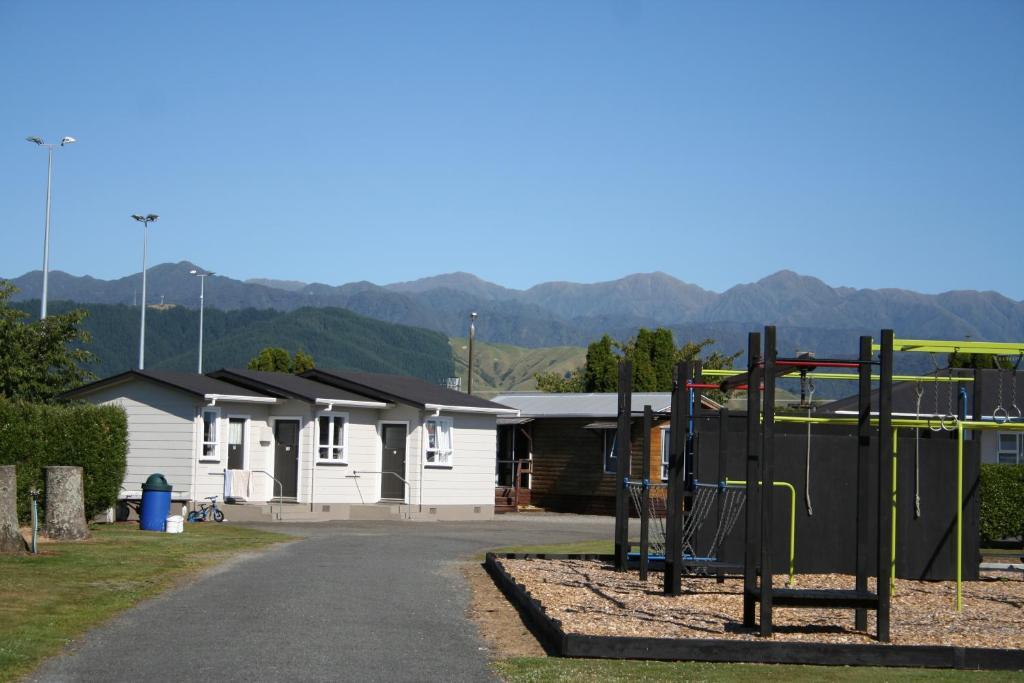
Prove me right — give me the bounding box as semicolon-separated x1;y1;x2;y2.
187;495;225;523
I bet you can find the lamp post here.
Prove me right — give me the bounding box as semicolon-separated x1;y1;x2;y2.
467;312;478;395
189;269;214;373
131;214;159;369
25;135;76;319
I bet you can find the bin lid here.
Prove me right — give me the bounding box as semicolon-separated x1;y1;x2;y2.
142;473;172;492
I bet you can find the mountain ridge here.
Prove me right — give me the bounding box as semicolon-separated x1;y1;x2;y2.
8;264;1024;353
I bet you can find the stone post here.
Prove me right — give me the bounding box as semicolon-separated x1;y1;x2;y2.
45;466;89;540
0;465;25;553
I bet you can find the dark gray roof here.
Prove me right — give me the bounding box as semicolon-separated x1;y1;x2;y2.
821;368;1020;417
209;369;379;404
303;369;513;411
491;392;721;418
61;370;269;400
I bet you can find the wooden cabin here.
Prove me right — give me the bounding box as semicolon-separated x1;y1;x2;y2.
493;392;720;514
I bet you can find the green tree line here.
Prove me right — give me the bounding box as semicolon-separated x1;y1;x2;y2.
534;327;740;393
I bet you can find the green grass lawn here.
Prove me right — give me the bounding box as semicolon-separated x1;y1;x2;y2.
494;658;1024;682
488;541;1024;682
0;522;289;682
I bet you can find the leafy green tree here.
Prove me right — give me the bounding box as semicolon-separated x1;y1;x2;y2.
0;281;95;402
292;350;315;374
948;352;1013;370
582;335;619;392
247;347;292;373
624;327;676;391
247;347;316;374
534;368;584;393
534;327;739;394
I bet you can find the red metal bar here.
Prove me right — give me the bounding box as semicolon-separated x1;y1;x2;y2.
686;383;720;390
776;360;860;369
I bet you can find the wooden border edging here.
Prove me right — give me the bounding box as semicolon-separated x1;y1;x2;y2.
484;553;1024;671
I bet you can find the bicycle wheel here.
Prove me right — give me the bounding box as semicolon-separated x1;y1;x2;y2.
187;511;202;523
212;508;225;523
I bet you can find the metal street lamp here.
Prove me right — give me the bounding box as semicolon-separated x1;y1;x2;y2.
468;312;478;395
189;268;214;373
131;214;159;369
25;135;76;319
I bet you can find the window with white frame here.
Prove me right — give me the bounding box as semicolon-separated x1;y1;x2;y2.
200;407;220;460
661;428;671;481
317;412;348;463
425;417;453;466
998;432;1023;465
603;430;617;474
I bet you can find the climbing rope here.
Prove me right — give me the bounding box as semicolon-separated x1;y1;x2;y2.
803;375;816;516
914;382;924;518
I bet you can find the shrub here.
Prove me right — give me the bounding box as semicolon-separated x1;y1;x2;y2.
0;401;127;522
979;463;1024;544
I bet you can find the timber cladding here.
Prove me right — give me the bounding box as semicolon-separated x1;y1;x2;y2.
484;553;1024;670
527;417;668;515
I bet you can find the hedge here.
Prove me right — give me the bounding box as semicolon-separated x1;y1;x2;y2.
0;401;128;522
979;463;1024;544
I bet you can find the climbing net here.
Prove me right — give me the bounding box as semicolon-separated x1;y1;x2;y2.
626;480;746;565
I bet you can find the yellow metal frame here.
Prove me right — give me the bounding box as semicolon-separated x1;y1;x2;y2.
700;333;1024;612
872;338;1024;355
726;479;796;587
700;368;972;383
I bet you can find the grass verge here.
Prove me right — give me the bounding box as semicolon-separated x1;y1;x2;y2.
494;658;1024;682
0;522;289;682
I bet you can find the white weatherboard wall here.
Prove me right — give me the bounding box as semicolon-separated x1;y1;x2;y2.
84;379;501;511
418;412;497;506
306;406;382;505
87;381;198;499
196;403;274;503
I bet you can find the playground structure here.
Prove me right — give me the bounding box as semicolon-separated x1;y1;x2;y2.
613;326;1024;642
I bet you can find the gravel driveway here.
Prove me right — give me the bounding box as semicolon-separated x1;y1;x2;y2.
29;514;613;683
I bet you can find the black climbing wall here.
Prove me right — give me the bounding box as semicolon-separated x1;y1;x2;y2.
689;413;980;581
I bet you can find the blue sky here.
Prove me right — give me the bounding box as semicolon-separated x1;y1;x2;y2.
2;1;1022;298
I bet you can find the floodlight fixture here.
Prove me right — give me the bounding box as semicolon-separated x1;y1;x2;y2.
26;134;76;318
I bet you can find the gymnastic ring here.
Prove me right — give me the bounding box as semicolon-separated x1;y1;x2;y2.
992;406;1009;425
928;415;943;433
941;415;959;432
1010;404;1022;422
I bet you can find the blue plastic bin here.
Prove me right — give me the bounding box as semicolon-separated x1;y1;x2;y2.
140;473;173;532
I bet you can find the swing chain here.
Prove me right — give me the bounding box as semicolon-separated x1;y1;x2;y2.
994;357;1009;424
929;354;943;432
1012;354;1022;421
914;382;923;518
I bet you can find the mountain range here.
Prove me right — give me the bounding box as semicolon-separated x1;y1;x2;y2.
9;264;1024;361
14;300;455;382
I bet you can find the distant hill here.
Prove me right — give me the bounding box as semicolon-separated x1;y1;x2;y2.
449;337;586;395
17;300;455;382
9;264;1024;362
245;278;308;292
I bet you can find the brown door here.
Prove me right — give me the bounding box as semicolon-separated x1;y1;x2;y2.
228;418;246;470
274;419;300;498
381;424;407;500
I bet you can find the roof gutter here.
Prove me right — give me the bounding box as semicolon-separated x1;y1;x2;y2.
316;398;393;410
204;394;279;406
424;403;520;416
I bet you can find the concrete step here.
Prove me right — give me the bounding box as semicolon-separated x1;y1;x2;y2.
222;501;408;522
348;503;404;521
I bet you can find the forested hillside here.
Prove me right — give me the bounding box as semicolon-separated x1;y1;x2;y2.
17;301;455;382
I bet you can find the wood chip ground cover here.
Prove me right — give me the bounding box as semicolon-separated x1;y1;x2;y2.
499;558;1024;649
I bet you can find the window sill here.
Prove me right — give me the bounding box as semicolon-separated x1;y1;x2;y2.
199;458;221;464
425;464;454;470
316;461;349;466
